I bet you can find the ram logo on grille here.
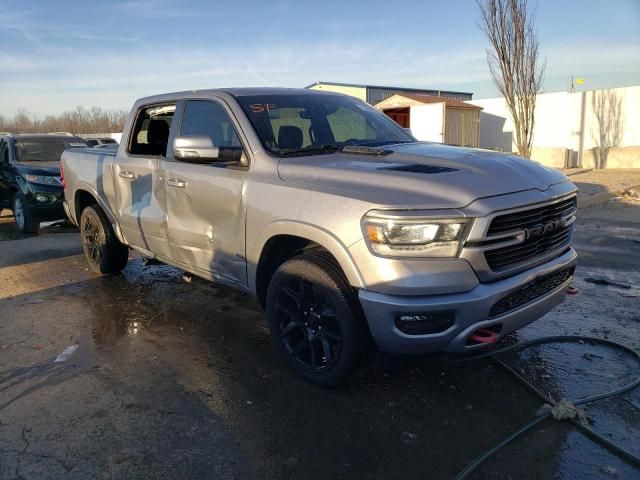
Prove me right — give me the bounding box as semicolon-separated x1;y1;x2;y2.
524;218;567;240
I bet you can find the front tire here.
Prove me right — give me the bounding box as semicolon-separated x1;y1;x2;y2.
12;192;40;234
80;205;129;274
266;253;367;387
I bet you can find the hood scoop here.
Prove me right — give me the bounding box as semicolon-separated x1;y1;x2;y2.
381;164;458;175
341;145;392;156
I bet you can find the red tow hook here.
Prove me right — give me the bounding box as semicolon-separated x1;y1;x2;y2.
469;328;499;345
566;285;579;295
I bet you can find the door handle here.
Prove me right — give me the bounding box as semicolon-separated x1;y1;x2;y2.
167;179;187;188
119;171;136;179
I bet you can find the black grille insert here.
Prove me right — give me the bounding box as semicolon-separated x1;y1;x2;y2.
484;196;576;271
485;227;572;271
489;266;575;319
488;196;577;236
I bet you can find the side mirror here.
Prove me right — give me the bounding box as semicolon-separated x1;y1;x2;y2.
173;135;219;163
173;135;245;164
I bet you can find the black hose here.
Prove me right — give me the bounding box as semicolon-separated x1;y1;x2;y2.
454;414;550;480
452;335;640;480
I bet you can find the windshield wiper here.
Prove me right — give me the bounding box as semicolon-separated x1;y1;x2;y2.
280;144;341;156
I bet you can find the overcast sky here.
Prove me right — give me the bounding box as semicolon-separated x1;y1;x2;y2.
1;0;639;117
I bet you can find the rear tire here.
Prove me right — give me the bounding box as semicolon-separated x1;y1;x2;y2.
80;205;129;274
12;192;40;234
266;253;368;387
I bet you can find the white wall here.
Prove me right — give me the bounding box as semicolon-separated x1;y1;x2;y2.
473;85;640;156
478;111;512;151
410;103;445;142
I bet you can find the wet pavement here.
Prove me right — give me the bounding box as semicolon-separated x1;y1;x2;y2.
0;201;639;480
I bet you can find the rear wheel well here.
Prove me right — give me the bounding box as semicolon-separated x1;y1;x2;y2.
75;190;98;220
255;235;344;308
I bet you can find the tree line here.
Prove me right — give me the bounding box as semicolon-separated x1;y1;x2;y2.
0;106;128;134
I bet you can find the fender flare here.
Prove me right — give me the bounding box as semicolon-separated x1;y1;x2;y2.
71;183;127;244
14;177;30;196
248;220;365;291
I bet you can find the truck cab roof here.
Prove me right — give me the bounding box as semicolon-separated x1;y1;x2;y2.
135;87;342;105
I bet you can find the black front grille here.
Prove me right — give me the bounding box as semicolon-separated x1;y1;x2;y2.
484;195;576;271
489;266;575;318
488;196;577;236
485;226;572;271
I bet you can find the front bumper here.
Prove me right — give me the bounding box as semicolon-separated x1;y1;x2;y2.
24;185;66;222
359;247;577;354
27;201;65;221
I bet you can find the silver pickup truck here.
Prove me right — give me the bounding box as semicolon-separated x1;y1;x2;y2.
62;88;577;386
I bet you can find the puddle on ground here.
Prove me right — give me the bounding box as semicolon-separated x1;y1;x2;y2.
497;341;639;403
74;261;640;478
3;254;639;479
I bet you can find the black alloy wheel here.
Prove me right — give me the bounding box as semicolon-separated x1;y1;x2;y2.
80;205;129;274
266;253;370;387
275;274;343;373
81;211;104;268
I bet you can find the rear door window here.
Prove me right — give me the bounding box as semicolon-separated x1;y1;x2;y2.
129;104;176;156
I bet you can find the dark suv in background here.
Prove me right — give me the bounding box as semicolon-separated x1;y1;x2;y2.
0;133;89;233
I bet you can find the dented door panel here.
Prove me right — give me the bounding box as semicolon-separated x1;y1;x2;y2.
162;160;247;285
114;155;169;255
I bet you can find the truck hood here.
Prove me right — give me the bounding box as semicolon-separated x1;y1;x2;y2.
16;161;61;176
277;142;569;209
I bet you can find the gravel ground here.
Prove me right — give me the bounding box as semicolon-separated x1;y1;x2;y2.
567;169;640;206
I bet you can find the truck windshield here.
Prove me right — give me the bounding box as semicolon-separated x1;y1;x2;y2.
15;137;89;163
235;94;413;157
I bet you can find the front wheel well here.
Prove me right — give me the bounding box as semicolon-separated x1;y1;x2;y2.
255;235;344;308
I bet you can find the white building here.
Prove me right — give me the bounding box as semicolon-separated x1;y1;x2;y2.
375;94;483;147
473;85;640;169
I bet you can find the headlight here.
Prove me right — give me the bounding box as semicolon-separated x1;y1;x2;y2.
363;216;469;257
24;174;62;187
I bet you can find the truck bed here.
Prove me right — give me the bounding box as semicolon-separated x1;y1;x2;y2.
61;147;118;224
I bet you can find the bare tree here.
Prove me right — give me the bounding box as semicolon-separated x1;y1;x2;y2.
12;108;34;133
477;0;545;158
0;106;128;134
591;89;624;169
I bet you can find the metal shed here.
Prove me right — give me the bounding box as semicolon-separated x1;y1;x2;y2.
305;81;473;105
375;93;483;148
